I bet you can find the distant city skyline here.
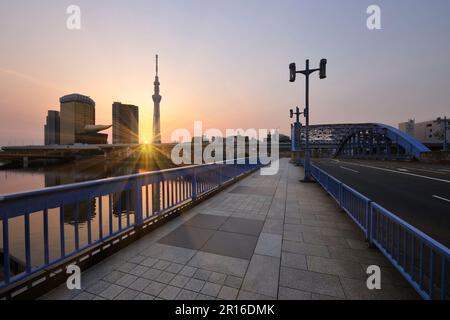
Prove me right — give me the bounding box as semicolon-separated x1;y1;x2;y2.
1;0;450;145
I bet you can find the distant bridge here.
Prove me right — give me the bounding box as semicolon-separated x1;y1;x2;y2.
291;123;431;160
0;142;292;168
0;144;175;167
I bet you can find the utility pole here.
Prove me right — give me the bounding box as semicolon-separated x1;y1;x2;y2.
442;116;448;152
289;58;327;182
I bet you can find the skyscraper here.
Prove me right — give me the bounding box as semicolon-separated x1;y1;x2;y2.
152;54;162;144
59;93;110;144
112;102;139;144
44;110;60;145
59;94;95;144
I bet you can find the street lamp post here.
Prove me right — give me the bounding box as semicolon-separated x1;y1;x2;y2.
442;116;448;152
289;58;327;182
290;107;303;165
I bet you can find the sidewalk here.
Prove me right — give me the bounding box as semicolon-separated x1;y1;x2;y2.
41;158;418;300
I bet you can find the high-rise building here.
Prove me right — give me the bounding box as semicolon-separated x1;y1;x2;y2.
44;110;60;145
59;93;110;144
152;54;162;144
112;102;139;144
59;94;95;144
399;118;450;145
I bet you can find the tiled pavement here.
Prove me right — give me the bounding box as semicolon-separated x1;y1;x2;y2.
41;158;419;300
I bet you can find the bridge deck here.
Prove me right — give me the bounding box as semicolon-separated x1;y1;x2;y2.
41;159;418;300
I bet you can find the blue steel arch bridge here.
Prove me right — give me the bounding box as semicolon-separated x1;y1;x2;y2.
291;123;431;160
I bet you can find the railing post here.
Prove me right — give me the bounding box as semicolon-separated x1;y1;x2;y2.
367;203;375;248
153;175;161;214
192;168;198;201
2;216;11;284
218;164;222;187
365;201;370;241
441;258;447;300
134;179;143;226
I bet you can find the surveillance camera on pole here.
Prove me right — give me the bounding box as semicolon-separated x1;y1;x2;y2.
289;58;328;182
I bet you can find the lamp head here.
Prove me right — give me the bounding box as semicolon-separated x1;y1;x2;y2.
289;63;297;82
319;59;327;79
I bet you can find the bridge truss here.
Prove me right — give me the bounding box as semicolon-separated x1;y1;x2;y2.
291;123;430;160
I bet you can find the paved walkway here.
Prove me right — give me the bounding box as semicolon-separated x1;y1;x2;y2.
42;158;418;300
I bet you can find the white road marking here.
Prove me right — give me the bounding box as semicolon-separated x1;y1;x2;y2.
340;166;359;173
397;168;409;172
438;169;450;173
432;195;450;203
337;161;450;184
401;167;446;174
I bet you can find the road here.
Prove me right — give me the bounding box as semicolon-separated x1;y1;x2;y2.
313;159;450;248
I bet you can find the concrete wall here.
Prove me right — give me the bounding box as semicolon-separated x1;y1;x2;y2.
420;151;450;164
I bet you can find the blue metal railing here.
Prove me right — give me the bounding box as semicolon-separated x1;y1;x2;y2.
0;160;262;291
340;185;370;235
311;164;449;300
311;165;369;234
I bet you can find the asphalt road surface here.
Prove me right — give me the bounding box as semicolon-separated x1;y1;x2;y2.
313;159;450;248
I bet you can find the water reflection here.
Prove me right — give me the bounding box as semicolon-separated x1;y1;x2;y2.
58;190;136;225
0;156;172;270
43;159;142;188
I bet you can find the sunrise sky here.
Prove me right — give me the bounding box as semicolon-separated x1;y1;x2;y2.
1;0;450;145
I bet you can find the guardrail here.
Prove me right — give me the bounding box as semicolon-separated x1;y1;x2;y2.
311;164;449;300
0;159;262;295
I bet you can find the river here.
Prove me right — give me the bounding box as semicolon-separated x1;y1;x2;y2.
0;158;176;271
